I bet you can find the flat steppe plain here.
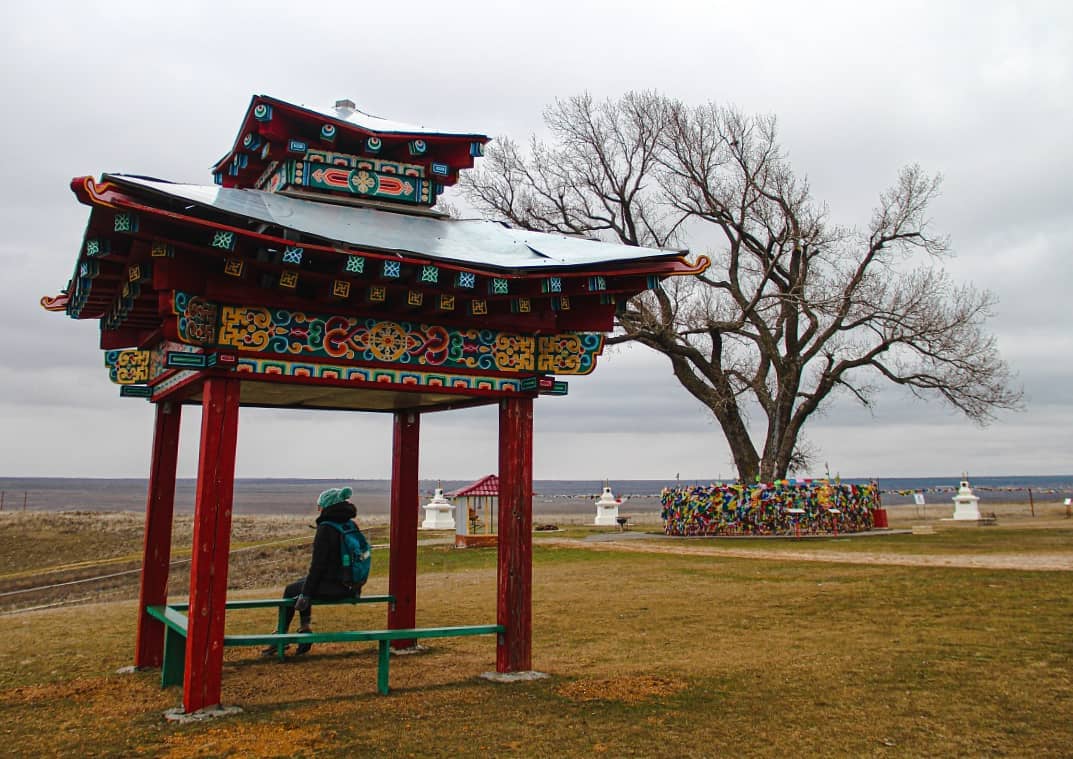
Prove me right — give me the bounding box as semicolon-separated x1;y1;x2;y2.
1;499;1071;757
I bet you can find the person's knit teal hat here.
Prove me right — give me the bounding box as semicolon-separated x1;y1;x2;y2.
317;487;353;509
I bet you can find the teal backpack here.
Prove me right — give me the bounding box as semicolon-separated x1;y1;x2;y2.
324;521;371;591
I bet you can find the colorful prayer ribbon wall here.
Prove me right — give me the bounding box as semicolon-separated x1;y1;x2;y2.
659;481;881;536
883;486;1066;495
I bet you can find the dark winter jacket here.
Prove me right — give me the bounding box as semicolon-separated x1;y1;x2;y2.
301;500;359;599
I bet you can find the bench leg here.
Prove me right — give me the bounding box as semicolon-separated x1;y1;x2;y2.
161;626;186;688
276;606;288;662
377;640;390;695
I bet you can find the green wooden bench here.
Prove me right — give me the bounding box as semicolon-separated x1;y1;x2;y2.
145;596;503;695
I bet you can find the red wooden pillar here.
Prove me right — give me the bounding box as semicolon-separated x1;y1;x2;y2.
135;402;182;668
497;396;533;672
388;410;420;649
183;377;241;713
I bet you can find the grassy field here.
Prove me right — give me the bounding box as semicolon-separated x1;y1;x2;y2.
0;511;1071;757
597;524;1073;556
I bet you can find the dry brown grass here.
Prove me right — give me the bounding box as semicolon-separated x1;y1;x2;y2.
556;674;686;703
1;512;1072;757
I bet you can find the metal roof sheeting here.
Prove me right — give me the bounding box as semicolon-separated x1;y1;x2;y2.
277;96;489;140
109;175;684;272
448;474;500;497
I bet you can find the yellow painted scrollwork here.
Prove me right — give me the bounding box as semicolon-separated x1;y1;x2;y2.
218;306;272;351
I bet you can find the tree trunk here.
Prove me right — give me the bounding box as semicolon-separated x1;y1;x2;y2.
667;353;760;481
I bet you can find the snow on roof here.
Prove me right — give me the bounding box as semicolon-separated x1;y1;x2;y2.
109;175;685;272
282;96;488;140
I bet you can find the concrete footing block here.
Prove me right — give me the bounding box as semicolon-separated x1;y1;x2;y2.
389;644;428;656
479;670;550;684
163;704;244;723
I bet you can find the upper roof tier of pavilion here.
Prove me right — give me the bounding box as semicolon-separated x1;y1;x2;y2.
212;94;491;207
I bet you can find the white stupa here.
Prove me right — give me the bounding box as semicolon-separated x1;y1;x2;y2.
420;487;456;530
593;484;621;526
950;477;981;521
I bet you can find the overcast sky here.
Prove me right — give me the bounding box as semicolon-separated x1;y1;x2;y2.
1;1;1070;482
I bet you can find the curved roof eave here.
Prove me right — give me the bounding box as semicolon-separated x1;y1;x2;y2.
99;174;694;274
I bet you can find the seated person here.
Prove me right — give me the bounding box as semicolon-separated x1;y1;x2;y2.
261;486;362;657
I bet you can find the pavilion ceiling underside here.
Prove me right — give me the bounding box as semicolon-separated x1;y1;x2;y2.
185;380;476;413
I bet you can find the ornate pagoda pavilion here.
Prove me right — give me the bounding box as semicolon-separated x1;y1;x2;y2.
42;93;707;714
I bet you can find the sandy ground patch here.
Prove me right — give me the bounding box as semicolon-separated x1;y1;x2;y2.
544;537;1073;571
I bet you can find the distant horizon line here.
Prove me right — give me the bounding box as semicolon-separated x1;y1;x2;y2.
2;474;1071;482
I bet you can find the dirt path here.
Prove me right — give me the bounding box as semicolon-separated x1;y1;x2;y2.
543;537;1073;571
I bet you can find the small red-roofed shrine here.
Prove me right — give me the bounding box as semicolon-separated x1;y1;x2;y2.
449;474;500;548
42;94;707;714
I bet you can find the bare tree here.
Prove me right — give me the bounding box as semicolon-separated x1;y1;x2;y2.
462;92;1022;481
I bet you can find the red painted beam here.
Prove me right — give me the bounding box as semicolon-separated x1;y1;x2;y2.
497;396;534;672
134;402;182;668
387;410;420;649
100;327;156;351
182;377;241;713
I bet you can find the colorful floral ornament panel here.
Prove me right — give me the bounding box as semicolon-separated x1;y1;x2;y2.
262;159;433;205
172;293;603;375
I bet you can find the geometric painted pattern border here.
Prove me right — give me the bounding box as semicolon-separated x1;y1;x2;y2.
150;369;200;399
234;357;526;393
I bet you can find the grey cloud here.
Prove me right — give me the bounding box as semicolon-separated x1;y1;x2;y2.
1;0;1070;478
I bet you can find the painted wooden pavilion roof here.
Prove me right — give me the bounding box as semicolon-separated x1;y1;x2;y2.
41;94;708;413
47;173;705;339
103;175;691;271
212;94;489;195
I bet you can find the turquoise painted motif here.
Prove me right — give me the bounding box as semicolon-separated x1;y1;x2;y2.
262;160;433;204
173;292;219;345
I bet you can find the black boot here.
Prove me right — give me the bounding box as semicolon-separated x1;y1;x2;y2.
294;624;313;656
259;641;290;657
